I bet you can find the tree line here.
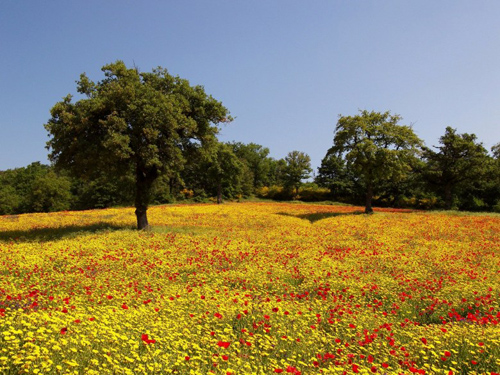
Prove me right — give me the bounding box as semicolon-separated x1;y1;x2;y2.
0;144;314;216
2;121;499;216
1;61;499;227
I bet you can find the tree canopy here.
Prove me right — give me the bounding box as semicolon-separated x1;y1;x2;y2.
45;61;230;229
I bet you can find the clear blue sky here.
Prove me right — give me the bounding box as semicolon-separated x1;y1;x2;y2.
1;1;500;173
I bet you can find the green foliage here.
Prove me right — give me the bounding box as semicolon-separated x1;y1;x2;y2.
45;61;230;229
0;163;73;214
256;185;286;200
180;142;248;202
0;184;20;215
294;185;331;202
206;143;246;203
256;184;330;202
28;171;72;212
229;142;272;190
315;151;362;201
12;162;51;212
282;151;312;194
422;127;490;210
268;158;287;187
492;200;500;213
72;174;134;209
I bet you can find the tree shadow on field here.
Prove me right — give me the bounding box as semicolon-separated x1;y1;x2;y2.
276;211;364;224
0;222;131;243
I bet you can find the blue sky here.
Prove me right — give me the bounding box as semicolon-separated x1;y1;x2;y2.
1;1;500;173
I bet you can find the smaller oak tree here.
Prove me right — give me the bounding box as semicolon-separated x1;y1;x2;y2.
330;110;422;213
283;151;313;195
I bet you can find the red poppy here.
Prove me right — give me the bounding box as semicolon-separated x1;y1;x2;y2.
141;334;156;344
285;366;301;374
60;327;67;335
217;341;230;349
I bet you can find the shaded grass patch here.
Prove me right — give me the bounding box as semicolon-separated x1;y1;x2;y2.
0;222;130;243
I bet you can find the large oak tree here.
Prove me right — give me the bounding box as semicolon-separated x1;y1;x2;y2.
45;61;230;229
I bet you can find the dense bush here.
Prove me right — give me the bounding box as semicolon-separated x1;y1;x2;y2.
0;163;72;215
256;185;331;202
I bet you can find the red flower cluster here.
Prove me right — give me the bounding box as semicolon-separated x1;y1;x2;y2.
141;334;156;344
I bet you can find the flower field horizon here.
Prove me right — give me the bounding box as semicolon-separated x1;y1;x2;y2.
0;202;499;374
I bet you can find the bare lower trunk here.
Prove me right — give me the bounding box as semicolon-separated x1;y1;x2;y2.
365;184;374;214
135;208;149;230
135;165;157;230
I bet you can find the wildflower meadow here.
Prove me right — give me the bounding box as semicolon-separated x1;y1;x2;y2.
0;202;499;374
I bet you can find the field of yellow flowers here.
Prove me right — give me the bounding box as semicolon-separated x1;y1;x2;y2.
0;202;499;375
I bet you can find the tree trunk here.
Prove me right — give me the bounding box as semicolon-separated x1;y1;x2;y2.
444;184;453;210
135;207;149;230
217;182;222;204
135;166;157;230
365;184;374;214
